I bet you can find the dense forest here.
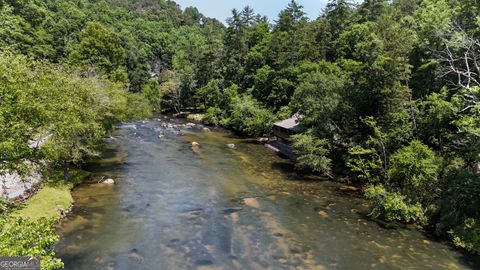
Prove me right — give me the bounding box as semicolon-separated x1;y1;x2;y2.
0;0;479;268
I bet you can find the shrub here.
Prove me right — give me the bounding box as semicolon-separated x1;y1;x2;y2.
0;197;15;215
203;107;223;126
292;133;332;176
0;216;63;270
388;140;440;205
346;145;383;183
451;218;480;253
227;95;274;136
365;184;427;225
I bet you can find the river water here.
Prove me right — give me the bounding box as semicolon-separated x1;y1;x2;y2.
55;118;479;270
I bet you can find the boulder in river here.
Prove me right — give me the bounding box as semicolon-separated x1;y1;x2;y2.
258;137;269;143
192;141;200;147
318;210;328;217
226;143;236;149
102;178;115;185
243;198;260;208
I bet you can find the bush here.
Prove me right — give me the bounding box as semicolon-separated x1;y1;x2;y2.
0;197;15;215
0;216;63;270
203;107;223;126
388;140;440;205
346;145;383;183
292;133;332;175
226;95;275;136
435;163;480;253
365;184;427;225
451;218;480;253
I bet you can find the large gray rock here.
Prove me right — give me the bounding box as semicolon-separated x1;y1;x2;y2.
0;166;42;199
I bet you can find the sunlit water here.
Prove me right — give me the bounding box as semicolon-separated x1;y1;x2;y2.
55;118;480;270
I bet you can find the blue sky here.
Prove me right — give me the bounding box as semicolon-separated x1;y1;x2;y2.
174;0;359;23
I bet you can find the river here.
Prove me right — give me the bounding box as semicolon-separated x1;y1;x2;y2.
55;118;480;270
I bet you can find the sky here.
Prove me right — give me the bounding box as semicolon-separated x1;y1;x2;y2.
173;0;348;23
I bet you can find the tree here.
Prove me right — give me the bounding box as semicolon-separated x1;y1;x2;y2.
292;133;332;178
292;66;347;130
69;21;126;77
158;70;182;112
364;184;427;224
269;1;309;67
358;0;388;22
388;140;441;205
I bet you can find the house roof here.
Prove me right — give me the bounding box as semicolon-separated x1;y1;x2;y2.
273;113;302;132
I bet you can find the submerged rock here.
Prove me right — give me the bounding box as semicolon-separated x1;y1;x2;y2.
192;142;200;147
126;248;144;263
243;197;260;208
102;178;115;185
318;210;328;217
223;207;242;214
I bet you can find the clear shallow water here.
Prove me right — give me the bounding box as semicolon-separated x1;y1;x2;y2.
56;118;480;270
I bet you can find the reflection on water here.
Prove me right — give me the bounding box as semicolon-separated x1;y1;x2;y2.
56;118;480;270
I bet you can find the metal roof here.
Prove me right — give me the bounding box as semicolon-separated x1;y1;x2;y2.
273;113;302;132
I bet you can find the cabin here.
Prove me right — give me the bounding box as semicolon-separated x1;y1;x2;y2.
272;113;302;141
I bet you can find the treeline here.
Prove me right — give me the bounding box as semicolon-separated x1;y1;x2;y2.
0;52;150;173
153;0;478;253
0;47;150;270
0;0;478;257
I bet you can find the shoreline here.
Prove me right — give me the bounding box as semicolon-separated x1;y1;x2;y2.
18;114;473;266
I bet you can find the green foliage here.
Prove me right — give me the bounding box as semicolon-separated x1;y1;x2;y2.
68;21;126;79
1;0;479;254
417;88;456;148
435;162;480;253
292;133;331;175
197;79;224;108
0;51;149;171
388;140;440;204
364;184;427;225
203;107;223;126
292;64;347;128
0;216;63;270
0;197;15;216
451;218;480;253
346;146;383;183
141;78;162;111
226;94;275;137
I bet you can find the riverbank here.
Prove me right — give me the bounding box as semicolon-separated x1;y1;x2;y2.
55;118;480;269
10;169;89;222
